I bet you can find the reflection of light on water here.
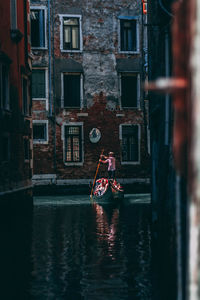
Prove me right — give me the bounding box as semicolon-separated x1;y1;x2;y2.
93;203;119;260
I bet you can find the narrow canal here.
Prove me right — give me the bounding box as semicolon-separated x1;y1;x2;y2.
29;194;152;300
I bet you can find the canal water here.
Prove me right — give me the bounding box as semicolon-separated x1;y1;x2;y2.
0;194;152;300
30;194;152;300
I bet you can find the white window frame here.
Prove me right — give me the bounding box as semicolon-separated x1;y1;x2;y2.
119;72;140;109
0;63;10;111
33;120;48;144
61;122;84;166
119;124;141;165
59;14;83;53
30;6;47;49
61;72;83;109
32;68;48;110
118;17;140;54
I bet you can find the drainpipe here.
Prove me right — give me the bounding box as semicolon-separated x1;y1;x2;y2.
48;0;52;117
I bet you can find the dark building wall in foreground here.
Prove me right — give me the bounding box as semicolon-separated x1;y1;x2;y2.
0;0;33;199
148;1;189;299
31;0;150;187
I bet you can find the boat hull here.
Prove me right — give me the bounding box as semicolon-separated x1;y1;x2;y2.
92;178;124;203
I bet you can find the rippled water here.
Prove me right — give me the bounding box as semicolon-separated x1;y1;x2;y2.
29;194;152;300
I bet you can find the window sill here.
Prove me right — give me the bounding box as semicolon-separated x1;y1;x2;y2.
61;49;82;53
119;51;140;55
121;161;140;165
32;98;47;101
31;47;48;50
33;141;48;145
62;106;81;109
64;162;83;166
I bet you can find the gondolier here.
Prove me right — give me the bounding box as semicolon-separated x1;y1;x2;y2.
99;152;116;180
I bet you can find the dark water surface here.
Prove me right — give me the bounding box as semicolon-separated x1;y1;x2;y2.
30;194;152;300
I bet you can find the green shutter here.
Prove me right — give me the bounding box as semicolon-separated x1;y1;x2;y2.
32;70;45;98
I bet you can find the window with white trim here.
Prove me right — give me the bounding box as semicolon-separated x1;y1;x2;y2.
0;63;10;110
119;17;139;53
64;125;83;163
32;69;47;99
62;73;83;108
33;121;48;144
30;7;46;48
120;73;140;108
120;125;140;163
60;15;82;52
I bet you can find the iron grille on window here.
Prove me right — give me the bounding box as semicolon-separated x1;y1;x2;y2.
31;9;45;48
33;123;47;141
63;74;80;107
63;17;80;50
122;125;139;162
120;19;137;52
65;126;82;162
121;74;138;108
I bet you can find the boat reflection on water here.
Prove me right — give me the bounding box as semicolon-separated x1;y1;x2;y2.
93;202;120;261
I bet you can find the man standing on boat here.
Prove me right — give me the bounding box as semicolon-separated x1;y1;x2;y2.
99;152;116;180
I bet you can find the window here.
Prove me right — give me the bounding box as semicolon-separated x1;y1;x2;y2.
60;15;82;51
120;73;139;108
32;69;47;99
62;73;82;108
119;18;139;52
10;0;17;30
0;64;10;110
121;125;140;163
64;125;82;163
24;138;29;161
22;77;29;115
33;121;48;144
30;8;46;48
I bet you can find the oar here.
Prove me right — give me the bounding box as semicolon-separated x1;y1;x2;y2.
90;149;104;200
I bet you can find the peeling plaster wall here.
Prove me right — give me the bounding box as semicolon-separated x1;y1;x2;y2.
31;0;150;182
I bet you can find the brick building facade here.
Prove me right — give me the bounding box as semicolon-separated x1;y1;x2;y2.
0;0;33;200
31;0;150;189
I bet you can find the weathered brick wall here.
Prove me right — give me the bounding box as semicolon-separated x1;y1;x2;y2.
31;0;150;181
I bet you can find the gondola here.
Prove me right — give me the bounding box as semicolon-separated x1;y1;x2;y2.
92;178;113;202
92;178;124;202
